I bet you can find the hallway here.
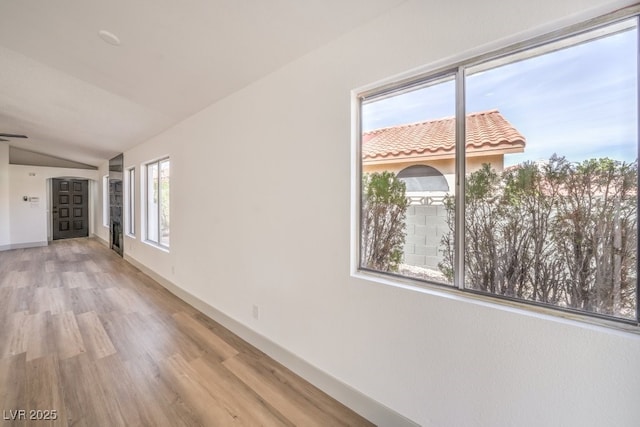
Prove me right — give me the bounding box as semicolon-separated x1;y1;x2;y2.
0;238;372;426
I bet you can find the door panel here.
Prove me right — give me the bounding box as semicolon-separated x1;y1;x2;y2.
109;154;124;256
52;179;89;240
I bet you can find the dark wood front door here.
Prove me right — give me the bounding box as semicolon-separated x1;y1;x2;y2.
52;179;89;240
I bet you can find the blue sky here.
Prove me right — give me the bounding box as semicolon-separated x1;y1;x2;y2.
362;24;638;167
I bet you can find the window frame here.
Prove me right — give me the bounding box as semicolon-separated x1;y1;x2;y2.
143;157;170;250
102;174;109;228
353;5;640;329
125;167;135;237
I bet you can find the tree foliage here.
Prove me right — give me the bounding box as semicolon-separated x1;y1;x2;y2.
439;155;637;319
361;171;409;272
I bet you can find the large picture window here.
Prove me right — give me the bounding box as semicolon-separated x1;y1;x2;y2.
145;158;170;248
358;12;638;324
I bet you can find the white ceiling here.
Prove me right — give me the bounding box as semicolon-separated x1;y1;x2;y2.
0;0;404;166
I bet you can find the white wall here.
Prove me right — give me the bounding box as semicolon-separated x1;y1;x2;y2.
0;143;10;248
7;165;98;247
93;162;110;244
123;138;172;278
120;1;640;426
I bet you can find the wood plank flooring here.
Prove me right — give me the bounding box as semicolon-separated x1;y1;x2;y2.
0;238;373;426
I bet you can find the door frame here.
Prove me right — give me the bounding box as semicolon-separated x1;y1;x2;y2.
48;177;96;242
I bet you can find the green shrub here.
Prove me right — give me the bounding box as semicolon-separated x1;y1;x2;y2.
361;172;409;272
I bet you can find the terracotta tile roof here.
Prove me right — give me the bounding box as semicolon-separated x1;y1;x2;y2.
362;110;525;162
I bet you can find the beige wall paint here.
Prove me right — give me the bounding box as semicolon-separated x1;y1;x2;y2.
363;154;505;196
363;154;505;174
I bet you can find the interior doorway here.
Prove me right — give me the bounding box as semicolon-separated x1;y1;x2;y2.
52;178;89;240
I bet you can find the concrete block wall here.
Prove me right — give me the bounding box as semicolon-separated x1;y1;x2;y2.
403;204;448;270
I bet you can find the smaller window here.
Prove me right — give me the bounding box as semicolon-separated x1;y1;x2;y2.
102;175;109;228
145;158;170;248
126;167;135;236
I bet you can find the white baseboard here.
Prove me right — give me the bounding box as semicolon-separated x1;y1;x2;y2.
124;254;419;427
0;241;48;251
92;234;109;247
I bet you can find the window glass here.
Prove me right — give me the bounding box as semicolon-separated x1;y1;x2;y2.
361;76;455;285
462;21;638;319
147;162;159;243
103;175;109;228
159;159;170;247
127;168;135;236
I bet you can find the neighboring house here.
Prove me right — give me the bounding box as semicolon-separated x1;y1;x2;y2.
362;109;526;202
362;109;526;271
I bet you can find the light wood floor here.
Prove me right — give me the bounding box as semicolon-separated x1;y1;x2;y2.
0;238;373;426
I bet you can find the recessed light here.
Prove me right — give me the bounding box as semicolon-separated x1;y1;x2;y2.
98;30;121;46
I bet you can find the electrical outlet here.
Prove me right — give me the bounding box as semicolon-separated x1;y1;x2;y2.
252;304;259;320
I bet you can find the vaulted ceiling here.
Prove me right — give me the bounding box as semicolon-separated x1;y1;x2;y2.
0;0;404;166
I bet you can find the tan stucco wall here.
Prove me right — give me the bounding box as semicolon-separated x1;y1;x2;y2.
362;154;505;196
362;154;505;175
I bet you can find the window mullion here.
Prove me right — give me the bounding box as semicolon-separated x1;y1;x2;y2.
454;66;466;290
637;16;640;326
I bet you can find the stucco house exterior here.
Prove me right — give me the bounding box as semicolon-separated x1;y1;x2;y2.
361;109;526;271
362;109;526;199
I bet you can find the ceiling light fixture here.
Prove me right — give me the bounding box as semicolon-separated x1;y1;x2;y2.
98;30;121;46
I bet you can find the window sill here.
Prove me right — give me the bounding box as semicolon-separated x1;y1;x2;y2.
143;239;169;253
352;269;640;337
